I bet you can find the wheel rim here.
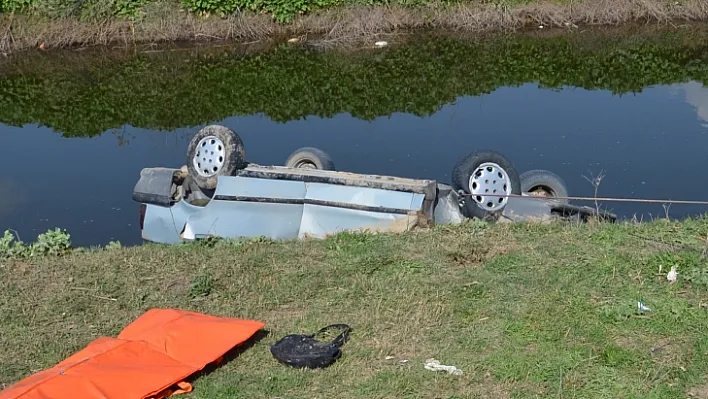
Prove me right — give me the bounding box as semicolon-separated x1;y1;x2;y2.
528;185;554;198
295;160;317;169
192;135;226;177
468;162;512;211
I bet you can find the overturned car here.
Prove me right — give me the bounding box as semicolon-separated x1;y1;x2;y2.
133;125;615;244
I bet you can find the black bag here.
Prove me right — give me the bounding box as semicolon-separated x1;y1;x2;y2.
270;324;352;369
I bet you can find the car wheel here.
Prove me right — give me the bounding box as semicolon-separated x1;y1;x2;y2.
451;150;521;221
520;169;569;204
186;125;246;190
285;147;336;171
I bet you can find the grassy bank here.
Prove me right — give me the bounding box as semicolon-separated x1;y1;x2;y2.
1;0;708;54
1;219;708;398
1;26;708;137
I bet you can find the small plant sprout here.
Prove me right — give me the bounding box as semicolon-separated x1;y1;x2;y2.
582;169;605;216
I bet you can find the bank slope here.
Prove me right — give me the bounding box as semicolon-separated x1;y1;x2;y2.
1;0;708;53
1;219;707;398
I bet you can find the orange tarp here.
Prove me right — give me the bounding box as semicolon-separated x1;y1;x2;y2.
0;309;266;399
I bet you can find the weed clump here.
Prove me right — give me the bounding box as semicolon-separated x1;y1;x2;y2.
0;228;72;258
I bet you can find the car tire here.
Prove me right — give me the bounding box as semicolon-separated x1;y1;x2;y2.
186;125;246;190
451;150;521;221
520;169;569;204
285;147;336;171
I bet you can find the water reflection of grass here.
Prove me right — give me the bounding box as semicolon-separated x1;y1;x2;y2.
1;219;708;398
0;27;707;137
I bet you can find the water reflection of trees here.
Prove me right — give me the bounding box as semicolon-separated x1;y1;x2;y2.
3;32;708;137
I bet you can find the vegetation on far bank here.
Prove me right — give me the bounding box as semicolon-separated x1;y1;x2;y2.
0;0;707;54
1;218;708;398
1;28;708;137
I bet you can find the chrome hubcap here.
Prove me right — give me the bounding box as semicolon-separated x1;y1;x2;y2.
192;136;225;177
468;162;511;211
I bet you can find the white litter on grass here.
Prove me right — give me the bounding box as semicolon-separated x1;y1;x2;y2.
385;355;409;364
667;264;678;283
424;358;463;375
638;301;652;312
374;41;388;47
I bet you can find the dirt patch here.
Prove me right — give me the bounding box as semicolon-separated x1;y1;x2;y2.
614;334;691;369
689;383;708;399
473;381;513;399
2;0;708;54
263;305;307;327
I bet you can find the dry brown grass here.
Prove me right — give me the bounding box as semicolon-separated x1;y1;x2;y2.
1;0;707;54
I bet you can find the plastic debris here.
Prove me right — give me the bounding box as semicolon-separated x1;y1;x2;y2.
385;355;408;364
287;37;300;43
374;41;388;48
424;358;463;375
667;264;678;283
638;301;652;312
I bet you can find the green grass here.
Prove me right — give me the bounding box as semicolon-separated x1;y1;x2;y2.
1;219;708;398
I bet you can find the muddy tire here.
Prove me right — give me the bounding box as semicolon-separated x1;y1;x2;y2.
285;147;335;171
520;169;569;204
186;125;246;190
451;150;521;221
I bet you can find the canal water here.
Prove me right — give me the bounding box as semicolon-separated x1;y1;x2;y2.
1;29;707;247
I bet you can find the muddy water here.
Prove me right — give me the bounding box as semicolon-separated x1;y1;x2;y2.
1;29;707;247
